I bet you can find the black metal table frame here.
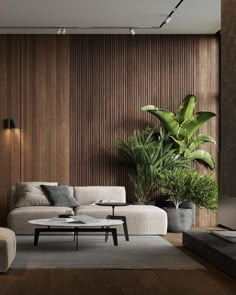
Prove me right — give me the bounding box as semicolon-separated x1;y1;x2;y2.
96;203;130;242
106;215;129;242
33;226;118;251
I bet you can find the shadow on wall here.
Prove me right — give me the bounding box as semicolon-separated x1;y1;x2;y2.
91;148;135;202
113;117;158;134
94;118;159;203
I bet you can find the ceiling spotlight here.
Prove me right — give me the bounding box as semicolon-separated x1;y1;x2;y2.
165;16;172;24
57;28;61;34
62;27;66;34
129;27;135;35
160;0;183;28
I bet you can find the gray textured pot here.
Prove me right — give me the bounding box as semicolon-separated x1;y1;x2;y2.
163;207;193;233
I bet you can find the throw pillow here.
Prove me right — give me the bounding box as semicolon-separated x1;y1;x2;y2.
41;185;79;208
14;182;58;208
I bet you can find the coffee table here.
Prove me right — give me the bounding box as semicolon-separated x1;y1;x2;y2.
29;215;123;251
95;202;129;241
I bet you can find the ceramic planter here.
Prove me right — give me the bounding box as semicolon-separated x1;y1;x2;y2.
163;207;193;233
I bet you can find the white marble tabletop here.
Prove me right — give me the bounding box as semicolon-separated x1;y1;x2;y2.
28;215;123;228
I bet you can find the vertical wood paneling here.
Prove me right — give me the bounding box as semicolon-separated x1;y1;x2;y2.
0;35;71;225
70;35;219;226
0;36;21;225
0;34;219;226
193;36;220;226
20;35;70;184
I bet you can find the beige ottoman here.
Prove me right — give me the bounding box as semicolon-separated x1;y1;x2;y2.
0;227;16;272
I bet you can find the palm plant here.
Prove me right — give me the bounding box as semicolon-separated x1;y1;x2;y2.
129;164;160;203
141;95;216;169
114;128;190;202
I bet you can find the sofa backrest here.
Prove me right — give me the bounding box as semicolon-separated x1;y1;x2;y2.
73;186;126;205
10;185;126;208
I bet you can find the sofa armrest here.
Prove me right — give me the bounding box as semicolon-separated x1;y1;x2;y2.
73;186;126;205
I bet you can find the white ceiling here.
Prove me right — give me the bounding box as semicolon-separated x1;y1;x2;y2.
0;0;221;34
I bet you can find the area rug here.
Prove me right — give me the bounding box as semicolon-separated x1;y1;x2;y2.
12;235;204;270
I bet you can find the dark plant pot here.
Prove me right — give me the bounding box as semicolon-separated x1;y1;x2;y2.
163;207;193;233
133;201;145;205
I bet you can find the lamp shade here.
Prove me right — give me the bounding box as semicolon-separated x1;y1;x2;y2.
3;119;16;129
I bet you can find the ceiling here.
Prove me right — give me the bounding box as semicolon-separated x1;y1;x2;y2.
0;0;221;34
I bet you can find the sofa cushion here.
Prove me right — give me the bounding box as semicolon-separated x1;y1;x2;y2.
75;205;167;235
14;182;58;208
41;185;79;208
73;186;126;205
7;206;74;234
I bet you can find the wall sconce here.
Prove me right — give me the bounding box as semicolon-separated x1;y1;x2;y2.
3;119;16;129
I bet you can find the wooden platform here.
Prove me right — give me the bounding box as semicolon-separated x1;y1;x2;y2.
183;231;236;279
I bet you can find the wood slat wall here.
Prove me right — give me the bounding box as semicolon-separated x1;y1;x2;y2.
0;35;70;225
70;35;219;226
0;34;219;226
0;36;21;225
20;35;70;184
193;36;219;226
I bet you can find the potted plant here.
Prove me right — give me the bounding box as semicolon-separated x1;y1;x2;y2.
160;168;218;232
129;164;159;204
141;95;216;169
114;128;190;204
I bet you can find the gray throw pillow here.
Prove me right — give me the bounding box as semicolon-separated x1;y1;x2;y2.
14;182;58;208
41;185;79;208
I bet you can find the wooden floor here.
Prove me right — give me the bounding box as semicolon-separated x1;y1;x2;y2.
1;230;236;295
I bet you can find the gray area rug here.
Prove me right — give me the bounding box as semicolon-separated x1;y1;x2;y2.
12;235;204;270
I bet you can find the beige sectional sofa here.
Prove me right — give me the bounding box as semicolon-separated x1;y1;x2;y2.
7;185;167;235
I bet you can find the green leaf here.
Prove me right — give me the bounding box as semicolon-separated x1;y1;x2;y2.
188;150;215;169
177;112;216;139
189;134;216;151
175;95;197;124
170;136;186;154
141;105;179;136
160;168;218;211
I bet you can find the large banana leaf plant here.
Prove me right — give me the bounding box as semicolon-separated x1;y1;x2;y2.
141;95;216;169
